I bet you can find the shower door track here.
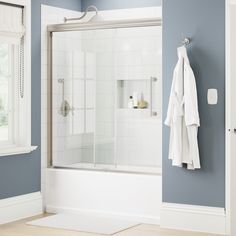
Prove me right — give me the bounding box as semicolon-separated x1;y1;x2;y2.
47;17;162;33
53;165;162;176
47;17;162;169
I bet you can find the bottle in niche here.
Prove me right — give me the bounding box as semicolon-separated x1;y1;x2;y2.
128;96;133;109
132;92;138;109
138;93;148;109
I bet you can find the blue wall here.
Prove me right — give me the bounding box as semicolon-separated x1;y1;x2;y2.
163;0;225;207
82;0;161;11
0;0;81;200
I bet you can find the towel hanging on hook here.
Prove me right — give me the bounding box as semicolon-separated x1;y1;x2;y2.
165;39;200;170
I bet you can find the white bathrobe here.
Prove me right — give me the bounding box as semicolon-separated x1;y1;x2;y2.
165;46;200;170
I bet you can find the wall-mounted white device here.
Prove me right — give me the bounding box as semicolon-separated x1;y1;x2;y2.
207;89;218;105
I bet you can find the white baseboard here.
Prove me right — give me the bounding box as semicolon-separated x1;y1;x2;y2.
161;203;226;235
46;205;160;225
0;192;43;225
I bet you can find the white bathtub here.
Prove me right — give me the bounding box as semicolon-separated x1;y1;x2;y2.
45;168;162;224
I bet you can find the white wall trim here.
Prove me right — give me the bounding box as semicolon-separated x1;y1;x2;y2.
0;146;37;157
225;0;230;234
46;205;160;225
0;192;43;225
161;203;226;235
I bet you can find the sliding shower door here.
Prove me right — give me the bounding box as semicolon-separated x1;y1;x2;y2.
90;29;116;166
114;26;162;170
50;24;162;172
51;30;116;168
52;31;96;167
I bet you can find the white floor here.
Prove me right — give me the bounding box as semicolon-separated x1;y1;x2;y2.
27;213;139;235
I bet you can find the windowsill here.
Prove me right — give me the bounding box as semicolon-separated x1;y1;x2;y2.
0;146;38;157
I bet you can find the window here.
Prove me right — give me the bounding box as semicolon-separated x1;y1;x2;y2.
0;1;37;156
0;42;13;144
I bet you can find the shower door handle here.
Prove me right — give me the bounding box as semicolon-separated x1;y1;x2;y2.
150;77;158;117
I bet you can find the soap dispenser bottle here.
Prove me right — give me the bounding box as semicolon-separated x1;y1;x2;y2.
128;96;133;109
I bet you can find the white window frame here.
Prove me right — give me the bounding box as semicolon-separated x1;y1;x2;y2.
0;0;37;157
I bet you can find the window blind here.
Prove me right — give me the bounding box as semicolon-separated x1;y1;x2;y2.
0;3;25;98
0;3;24;42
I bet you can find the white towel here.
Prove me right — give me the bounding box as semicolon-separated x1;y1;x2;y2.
165;46;200;170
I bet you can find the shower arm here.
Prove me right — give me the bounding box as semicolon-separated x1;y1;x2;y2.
64;5;98;23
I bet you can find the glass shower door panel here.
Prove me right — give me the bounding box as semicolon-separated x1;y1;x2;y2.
89;29;116;166
114;26;162;169
52;31;95;168
72;50;96;165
